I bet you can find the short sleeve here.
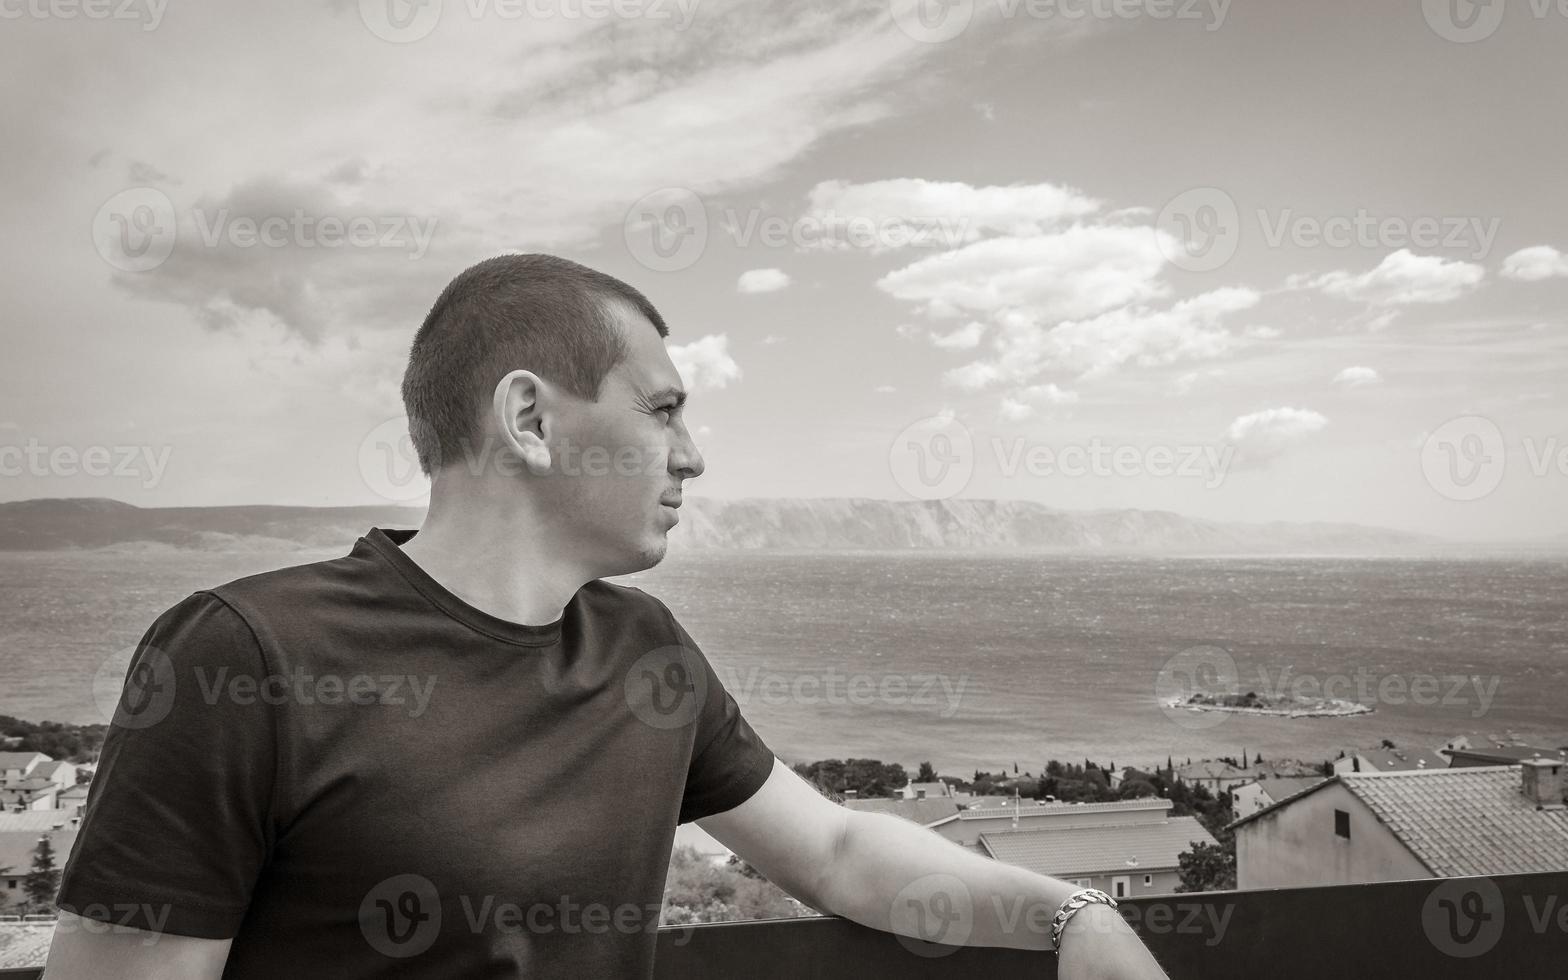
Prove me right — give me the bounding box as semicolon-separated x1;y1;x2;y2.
56;590;276;938
656;608;776;825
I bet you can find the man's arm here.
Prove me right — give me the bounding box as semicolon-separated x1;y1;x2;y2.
698;759;1169;979
42;913;231;980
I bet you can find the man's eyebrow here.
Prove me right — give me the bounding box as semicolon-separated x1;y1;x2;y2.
645;386;687;408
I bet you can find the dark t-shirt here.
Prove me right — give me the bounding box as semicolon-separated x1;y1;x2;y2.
57;527;776;978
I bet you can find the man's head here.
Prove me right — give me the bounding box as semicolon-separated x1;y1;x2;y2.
401;254;703;576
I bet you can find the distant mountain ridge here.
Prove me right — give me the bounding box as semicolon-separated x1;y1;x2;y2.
0;496;1448;555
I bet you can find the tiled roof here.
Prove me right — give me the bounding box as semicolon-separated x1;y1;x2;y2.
1175;760;1248;780
0;752;48;773
28;761;72;781
1357;747;1449;772
1229;766;1568;877
1450;745;1568;765
958;799;1170;821
979;816;1215;878
0;811;77;833
0;923;56;971
1341;767;1568;877
843;797;961;826
1257;777;1329;804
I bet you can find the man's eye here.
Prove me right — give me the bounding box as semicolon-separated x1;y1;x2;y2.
654;407;674;422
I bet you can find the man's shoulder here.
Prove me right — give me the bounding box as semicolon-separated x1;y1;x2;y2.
582;580;679;635
197;548;362;626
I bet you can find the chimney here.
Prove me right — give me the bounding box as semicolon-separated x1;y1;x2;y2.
1521;759;1565;810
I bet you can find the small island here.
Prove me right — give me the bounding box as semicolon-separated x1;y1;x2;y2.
1168;690;1373;718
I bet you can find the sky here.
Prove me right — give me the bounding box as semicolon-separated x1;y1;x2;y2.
1;0;1565;541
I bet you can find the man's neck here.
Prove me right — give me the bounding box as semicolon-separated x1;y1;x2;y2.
396;503;588;628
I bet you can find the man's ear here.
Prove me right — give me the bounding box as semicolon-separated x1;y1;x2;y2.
493;370;552;476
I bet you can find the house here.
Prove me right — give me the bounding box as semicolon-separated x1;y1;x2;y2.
1228;760;1568;890
1230;776;1328;821
1446;744;1567;767
0;828;80;909
978;815;1216;898
1172;760;1252;794
898;781;953;801
26;761;76;789
0;754;50;788
0;780;58;813
843;796;962;828
1333;746;1450;774
0;812;80;834
923;798;1215;897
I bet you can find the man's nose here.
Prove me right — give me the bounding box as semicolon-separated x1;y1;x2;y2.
670;427;705;479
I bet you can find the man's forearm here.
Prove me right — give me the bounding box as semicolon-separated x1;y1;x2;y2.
817;810;1170;978
819;809;1078;949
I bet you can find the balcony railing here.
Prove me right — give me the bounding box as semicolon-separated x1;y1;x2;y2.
652;870;1568;979
5;871;1563;978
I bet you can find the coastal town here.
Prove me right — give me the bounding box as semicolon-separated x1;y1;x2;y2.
3;715;1565;970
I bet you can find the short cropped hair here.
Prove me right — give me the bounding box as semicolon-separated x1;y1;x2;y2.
401;254;668;476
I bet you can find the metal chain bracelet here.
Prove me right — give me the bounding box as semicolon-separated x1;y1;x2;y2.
1049;887;1120;953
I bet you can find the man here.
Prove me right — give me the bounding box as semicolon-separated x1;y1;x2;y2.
45;254;1169;978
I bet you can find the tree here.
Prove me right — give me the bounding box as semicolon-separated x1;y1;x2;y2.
916;761;937;783
1118;779;1157;799
1175;838;1236;892
24;834;61;913
792;759;909;798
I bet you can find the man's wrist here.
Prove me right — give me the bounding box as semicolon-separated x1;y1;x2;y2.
1057;899;1133;951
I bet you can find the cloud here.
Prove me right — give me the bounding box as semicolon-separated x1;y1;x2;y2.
946;287;1260;389
1299;249;1484;305
737;268;791;293
1501;245;1568;282
44;1;1008;344
1226;407;1329;465
997;383;1078;421
1172;367;1227;395
874;384;897;393
929;321;986;351
669;334;742;392
804;178;1101;253
877;224;1172;322
1332;366;1382;388
109;176;442;343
